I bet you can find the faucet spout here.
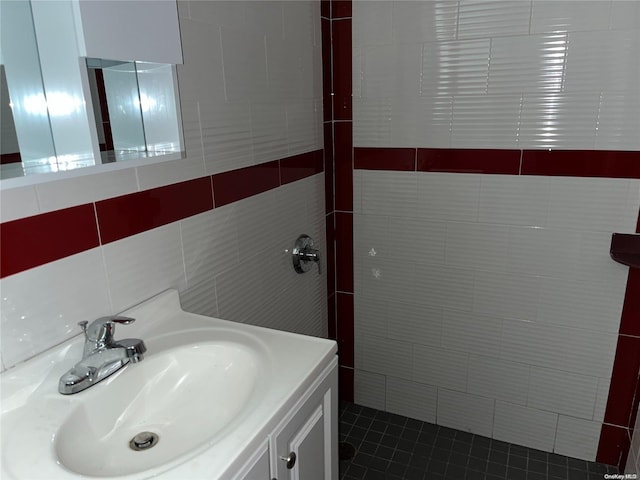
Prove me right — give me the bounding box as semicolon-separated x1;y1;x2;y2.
59;316;145;395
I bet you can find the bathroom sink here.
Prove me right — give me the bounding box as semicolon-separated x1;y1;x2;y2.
0;290;337;479
55;336;266;477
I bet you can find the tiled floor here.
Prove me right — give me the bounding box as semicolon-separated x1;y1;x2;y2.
339;402;620;480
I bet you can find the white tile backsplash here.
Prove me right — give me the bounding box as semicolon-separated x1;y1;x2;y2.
0;1;325;374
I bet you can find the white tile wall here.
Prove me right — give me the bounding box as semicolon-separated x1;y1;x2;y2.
386;376;437;423
437;388;494;437
354;170;636;460
353;1;639;460
0;2;325;370
353;0;640;150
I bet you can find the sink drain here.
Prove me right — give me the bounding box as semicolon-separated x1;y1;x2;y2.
129;432;159;451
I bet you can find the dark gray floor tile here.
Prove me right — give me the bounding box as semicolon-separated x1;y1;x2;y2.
527;471;546;480
354;416;373;429
401;428;420;442
341;411;358;424
528;449;548;463
345;463;367;478
363;430;382;443
438;426;458;438
405;418;423;431
470;444;491;460
359;406;377;418
456;430;474;444
387;413;407;426
487;461;508;477
358;441;377;455
449;451;470;468
374;445;394;460
434;435;454;450
379;434;398;448
368;456;389;472
508;454;528;470
489;449;508;464
588;462;609;474
392;450;411;464
465;468;486;480
396;438;417;453
528;459;548;474
412;442;433;457
386;461;407;477
491;439;510;452
548;462;568;478
510;445;529;458
386;423;403;436
349;425;368;440
467;455;488;473
446;463;467;478
431;447;451;462
507;466;528;480
427;459;448;475
369;419;387;432
409;454;430;469
453;440;472;455
363;469;385;480
568;468;589;480
473;435;492;448
548;453;569;466
569;457;588;471
404;466;425;480
486;474;507;480
351;452;374;468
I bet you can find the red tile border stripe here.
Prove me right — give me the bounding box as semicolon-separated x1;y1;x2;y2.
521;150;640;178
355;147;416;171
418;148;521;174
351;147;640;179
1;151;323;278
280;150;323;185
1;204;99;278
96;177;214;244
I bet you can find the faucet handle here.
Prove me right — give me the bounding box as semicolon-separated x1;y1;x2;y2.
85;316;136;344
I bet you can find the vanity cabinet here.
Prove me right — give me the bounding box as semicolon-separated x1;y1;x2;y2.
236;359;338;480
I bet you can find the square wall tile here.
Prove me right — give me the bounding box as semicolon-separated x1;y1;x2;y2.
437;388;495;438
555;415;601;462
386;376;437;424
493;401;558;452
354;368;386;411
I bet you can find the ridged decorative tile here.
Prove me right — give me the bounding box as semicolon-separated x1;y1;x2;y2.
537;276;625;334
392;96;453;148
102;223;186;313
412;344;469;392
386;376;437;424
441;309;503;357
554;416;601;462
353;97;392;147
565;30;639;93
593;377;612;423
547;177;635;232
176;19;225;103
417;172;481;222
596;94;640;151
250;102;289;164
354;369;386;411
467;354;530;406
445;222;510;272
488;34;567;94
355;334;412;381
458;1;531;39
527;366;599;420
220;26;267;101
500;320;617;378
530;1;611;34
0;185;39;223
609;0;640;30
354;293;388;339
391;1;457;44
473;271;540;322
361;170;418;216
180;207;239;288
387;216;446;266
200;100;253;175
451;94;521;148
386;301;443;349
286;101;320;156
0;248;110;368
493;401;558;452
478;175;551;227
362;43;422;98
414;264;476;313
352;1;392;48
421;39;491;96
437;388;495;438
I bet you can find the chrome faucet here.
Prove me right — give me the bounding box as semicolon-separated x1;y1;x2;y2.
58;316;146;395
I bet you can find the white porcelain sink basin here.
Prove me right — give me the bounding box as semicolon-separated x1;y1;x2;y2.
55;336;265;476
0;290;337;479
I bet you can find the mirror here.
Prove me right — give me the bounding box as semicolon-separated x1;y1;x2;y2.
0;0;183;182
0;0;57;180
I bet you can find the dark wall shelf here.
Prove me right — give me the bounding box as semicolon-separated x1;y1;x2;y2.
610;233;640;268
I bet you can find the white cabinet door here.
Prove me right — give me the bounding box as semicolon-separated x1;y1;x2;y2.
236;441;270;480
272;364;338;480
